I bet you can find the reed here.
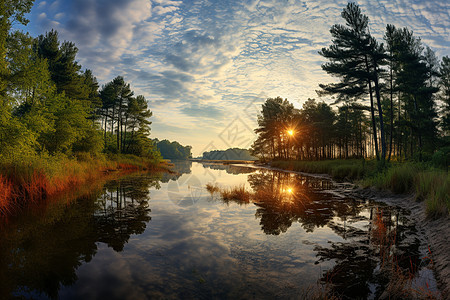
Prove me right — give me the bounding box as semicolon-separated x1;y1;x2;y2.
363;165;449;218
205;183;252;204
220;185;251;203
271;159;375;180
0;153;165;216
205;183;220;194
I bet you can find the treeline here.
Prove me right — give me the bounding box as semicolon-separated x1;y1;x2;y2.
202;148;257;160
0;3;160;163
155;139;192;160
251;3;450;167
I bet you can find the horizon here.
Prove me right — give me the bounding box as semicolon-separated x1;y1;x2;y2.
15;0;450;155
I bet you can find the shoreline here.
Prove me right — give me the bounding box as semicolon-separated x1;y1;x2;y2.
190;159;257;165
0;156;172;217
252;162;449;298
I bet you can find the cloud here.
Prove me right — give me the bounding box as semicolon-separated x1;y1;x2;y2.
54;12;64;20
153;5;179;15
26;0;450;153
180;103;225;120
58;0;153;64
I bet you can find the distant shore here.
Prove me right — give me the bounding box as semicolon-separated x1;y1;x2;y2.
189;159;258;165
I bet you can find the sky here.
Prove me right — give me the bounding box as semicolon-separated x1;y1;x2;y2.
16;0;450;156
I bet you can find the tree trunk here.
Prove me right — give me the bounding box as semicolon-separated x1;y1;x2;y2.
388;64;394;162
365;55;380;161
413;95;423;160
373;72;386;165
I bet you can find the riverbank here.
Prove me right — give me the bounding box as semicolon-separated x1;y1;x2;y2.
267;159;449;298
348;187;450;299
190;159;257;165
0;153;172;216
270;160;449;218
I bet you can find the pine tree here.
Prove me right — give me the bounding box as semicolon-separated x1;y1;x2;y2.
319;3;387;164
440;56;450;134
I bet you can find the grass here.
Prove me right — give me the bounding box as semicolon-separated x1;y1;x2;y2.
271;159;449;218
205;182;220;194
362;163;419;194
271;159;377;181
0;152;168;216
220;185;252;203
206;183;252;204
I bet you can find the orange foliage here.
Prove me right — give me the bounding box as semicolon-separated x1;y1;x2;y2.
118;163;140;171
1;166;106;216
0;158;163;217
0;175;14;214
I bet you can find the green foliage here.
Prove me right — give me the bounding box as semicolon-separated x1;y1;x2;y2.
202;148;256;160
98;77;157;157
155;139;191;160
0;107;37;161
0;11;159;182
366;163;419;194
72;125;104;154
431;146;450;169
0;1;35;95
271;159;376;181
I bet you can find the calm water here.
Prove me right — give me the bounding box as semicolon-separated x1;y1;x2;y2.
0;161;437;299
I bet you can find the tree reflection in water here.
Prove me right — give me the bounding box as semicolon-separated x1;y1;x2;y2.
0;165;431;300
210;169;427;299
247;170;360;235
245;170;425;299
0;173;162;299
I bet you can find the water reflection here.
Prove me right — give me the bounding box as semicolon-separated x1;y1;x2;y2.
0;173;161;299
160;160;192;183
201;162;256;175
212;169;432;298
0;163;436;299
246;170;361;235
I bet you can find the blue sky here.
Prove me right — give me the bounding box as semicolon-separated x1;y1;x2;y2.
17;0;450;155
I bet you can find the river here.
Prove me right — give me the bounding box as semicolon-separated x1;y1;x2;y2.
0;161;439;299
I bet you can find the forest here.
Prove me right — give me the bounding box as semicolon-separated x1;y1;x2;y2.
202;148;257;161
155;139;192;160
0;2;165;213
0;27;160;160
251;3;449;167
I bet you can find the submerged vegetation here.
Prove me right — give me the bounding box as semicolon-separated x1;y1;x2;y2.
206;183;252;204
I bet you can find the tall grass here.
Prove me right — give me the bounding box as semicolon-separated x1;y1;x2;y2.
220;185;252;204
415;171;450;218
205;183;220;194
0;152;166;215
205;183;252;204
362;164;450;218
362;163;419;194
271;159;376;180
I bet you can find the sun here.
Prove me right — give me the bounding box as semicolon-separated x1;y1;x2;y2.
287;129;294;136
287;187;293;194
